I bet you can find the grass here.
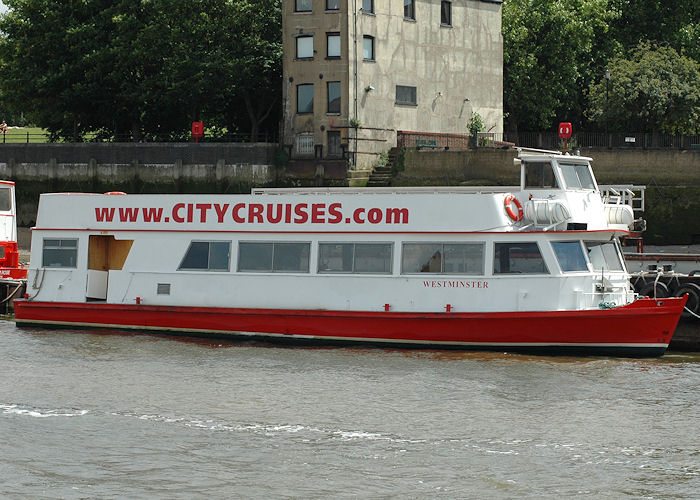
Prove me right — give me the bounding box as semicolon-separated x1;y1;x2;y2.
1;126;49;143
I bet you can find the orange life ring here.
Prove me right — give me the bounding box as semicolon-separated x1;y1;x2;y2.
504;194;524;221
104;191;127;195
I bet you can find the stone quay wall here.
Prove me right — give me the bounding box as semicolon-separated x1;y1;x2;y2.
0;143;284;226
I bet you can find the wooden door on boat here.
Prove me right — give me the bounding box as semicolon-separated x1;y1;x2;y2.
86;235;133;300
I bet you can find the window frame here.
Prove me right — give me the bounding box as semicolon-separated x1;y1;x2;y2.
395;85;417;106
42;238;79;268
401;242;485;275
362;35;375;61
585;240;625;272
493;242;550;275
326;0;340;11
441;1;452;26
327;81;341;114
551;241;589;273
238;242;311;274
326;32;340;59
558;162;597;191
295;0;312;13
318;242;393;274
295;35;314;60
177;240;231;272
297;83;314;114
362;0;374;14
524;161;558;189
0;187;11;212
404;0;415;20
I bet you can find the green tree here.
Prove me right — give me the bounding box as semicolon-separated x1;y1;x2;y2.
0;0;281;141
609;0;699;62
222;0;282;141
587;43;700;134
503;0;619;133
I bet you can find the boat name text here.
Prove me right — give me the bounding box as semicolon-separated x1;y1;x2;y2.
423;280;489;288
94;203;410;225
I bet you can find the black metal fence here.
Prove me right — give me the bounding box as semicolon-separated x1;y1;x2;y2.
398;130;700;151
0;131;278;144
502;132;700;151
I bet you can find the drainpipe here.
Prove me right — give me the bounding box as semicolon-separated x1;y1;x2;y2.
353;0;358;168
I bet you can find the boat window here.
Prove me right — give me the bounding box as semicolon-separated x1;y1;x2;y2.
402;243;484;274
238;242;310;273
552;241;588;272
559;163;596;190
585;241;624;271
318;243;392;274
0;187;11;211
42;238;78;268
524;162;557;188
178;241;230;271
493;242;549;274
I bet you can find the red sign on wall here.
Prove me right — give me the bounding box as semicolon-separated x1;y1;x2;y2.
192;121;204;140
558;122;572;139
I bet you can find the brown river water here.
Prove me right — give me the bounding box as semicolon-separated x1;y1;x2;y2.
1;321;699;498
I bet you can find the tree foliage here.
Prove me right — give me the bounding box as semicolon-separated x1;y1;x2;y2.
503;0;699;133
502;0;619;132
0;0;282;141
587;43;700;134
609;0;699;62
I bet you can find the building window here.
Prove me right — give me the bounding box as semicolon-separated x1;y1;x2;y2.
493;243;550;274
326;33;340;58
295;0;312;12
395;85;417;105
297;84;314;114
327;131;342;157
318;243;393;274
326;0;340;10
402;243;484;274
362;0;374;13
363;36;375;61
238;242;310;273
42;238;78;268
404;0;415;20
296;133;314;155
327;81;341;113
178;241;230;271
441;1;452;26
296;35;313;59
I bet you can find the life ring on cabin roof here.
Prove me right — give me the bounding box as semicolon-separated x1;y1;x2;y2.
504;194;524;222
104;191;127;195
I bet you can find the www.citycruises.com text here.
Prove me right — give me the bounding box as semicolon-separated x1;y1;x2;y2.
94;202;410;225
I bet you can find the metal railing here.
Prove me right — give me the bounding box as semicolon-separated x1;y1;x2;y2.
598;185;646;213
512;132;700;151
397;130;700;151
0;131;278;144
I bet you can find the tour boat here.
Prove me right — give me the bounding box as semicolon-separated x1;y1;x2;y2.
13;149;686;356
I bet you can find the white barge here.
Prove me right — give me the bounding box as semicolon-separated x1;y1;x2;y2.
14;150;686;356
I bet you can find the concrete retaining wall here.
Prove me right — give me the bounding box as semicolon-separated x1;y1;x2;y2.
0;143;285;226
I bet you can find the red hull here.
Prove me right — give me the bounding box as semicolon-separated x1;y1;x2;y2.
13;297;686;356
0;267;27;280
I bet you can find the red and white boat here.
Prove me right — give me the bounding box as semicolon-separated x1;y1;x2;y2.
0;180;27;281
14;150;686;356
